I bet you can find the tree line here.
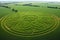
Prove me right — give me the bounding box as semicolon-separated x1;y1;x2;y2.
0;5;18;12
47;6;60;9
23;3;40;7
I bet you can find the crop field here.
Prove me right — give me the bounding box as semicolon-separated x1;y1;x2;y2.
0;2;60;40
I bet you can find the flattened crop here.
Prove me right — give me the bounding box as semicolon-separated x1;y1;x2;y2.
0;12;59;37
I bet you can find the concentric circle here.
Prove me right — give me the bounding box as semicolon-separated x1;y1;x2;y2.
1;12;59;37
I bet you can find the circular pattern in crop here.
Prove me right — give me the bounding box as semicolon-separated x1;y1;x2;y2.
1;13;59;37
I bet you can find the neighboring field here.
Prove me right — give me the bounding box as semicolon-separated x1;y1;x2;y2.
0;2;60;40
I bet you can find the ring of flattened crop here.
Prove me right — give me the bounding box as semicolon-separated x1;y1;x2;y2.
0;13;59;37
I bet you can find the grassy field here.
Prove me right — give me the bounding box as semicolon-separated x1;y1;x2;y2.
0;2;60;40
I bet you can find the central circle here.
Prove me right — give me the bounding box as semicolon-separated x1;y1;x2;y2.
23;15;37;21
1;13;59;37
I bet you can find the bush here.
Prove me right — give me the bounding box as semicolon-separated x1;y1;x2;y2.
12;9;18;12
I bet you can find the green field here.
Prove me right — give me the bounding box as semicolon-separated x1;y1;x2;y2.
0;2;60;40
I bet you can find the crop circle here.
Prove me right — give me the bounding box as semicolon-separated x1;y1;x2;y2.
1;13;59;37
